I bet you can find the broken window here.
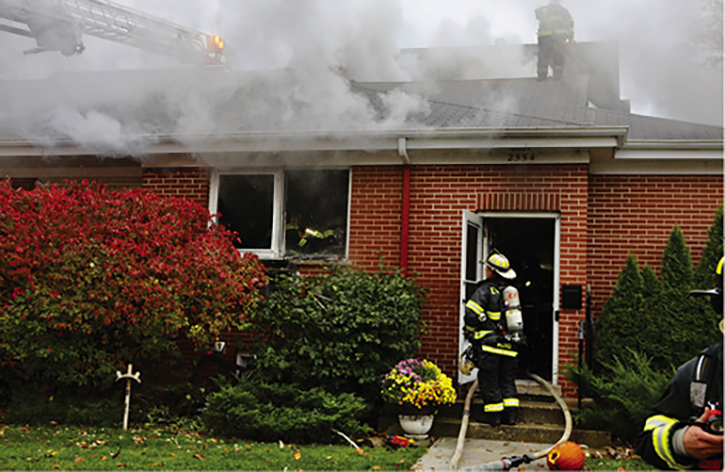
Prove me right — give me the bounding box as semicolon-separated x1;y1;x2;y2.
212;170;349;259
217;174;275;250
283;170;348;257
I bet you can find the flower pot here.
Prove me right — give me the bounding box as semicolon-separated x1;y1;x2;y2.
398;413;435;439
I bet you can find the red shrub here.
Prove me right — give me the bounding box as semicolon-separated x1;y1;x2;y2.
0;180;266;389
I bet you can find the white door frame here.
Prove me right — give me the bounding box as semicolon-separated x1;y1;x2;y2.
458;210;484;385
460;211;561;384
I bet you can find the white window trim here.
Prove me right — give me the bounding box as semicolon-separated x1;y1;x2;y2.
209;168;351;261
209;170;283;259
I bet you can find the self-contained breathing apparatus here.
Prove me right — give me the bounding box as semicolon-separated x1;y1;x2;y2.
460;285;526;375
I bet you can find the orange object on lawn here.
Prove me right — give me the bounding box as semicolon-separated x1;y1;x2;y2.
546;441;585;470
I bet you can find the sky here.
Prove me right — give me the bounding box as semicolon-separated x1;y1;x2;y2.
0;0;722;147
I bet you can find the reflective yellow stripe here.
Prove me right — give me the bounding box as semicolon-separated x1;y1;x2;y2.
484;403;504;413
474;330;493;340
718;257;723;276
466;300;484;315
487;311;501;321
481;345;518;357
503;398;520;408
645;415;686;470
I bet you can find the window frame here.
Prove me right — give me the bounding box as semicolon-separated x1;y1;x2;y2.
209;168;351;260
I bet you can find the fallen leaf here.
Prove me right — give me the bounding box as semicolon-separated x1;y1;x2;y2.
293;451;302;461
372;466;381;470
279;440;285;449
101;455;107;460
193;454;206;460
396;459;406;467
73;457;85;463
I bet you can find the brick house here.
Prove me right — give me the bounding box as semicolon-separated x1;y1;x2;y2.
1;42;722;398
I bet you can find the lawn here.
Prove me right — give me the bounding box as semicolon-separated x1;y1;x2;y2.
0;424;427;471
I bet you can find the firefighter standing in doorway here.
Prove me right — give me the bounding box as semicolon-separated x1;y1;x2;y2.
464;253;520;426
635;257;724;470
535;0;574;81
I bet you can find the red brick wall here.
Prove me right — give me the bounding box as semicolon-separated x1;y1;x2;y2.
588;174;724;320
142;167;210;208
349;164;589;397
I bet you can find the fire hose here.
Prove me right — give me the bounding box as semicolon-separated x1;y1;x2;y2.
449;372;572;471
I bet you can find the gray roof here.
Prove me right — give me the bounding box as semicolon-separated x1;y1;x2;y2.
0;67;721;144
352;77;723;141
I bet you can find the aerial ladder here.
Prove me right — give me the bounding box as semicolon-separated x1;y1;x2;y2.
0;0;225;65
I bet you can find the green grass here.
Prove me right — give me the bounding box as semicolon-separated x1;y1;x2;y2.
0;424;427;471
584;456;654;471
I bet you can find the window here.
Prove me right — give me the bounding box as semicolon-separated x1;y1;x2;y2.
210;169;349;259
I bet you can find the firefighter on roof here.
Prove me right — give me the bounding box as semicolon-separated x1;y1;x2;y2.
464;252;521;426
535;0;574;81
635;257;724;470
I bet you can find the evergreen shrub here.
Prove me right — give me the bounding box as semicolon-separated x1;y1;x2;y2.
568;210;723;441
202;382;371;443
565;350;673;440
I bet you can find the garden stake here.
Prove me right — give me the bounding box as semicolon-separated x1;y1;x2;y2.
115;364;141;430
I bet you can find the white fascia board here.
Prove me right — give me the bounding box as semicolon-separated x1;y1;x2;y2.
0;127;628;158
590;139;724;175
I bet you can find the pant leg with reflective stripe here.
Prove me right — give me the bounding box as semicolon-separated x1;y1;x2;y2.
500;355;519;409
477;352;504;413
642;415;690;470
537;37;553;78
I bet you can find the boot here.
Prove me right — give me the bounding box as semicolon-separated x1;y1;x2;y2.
502;408;517;426
481;412;501;427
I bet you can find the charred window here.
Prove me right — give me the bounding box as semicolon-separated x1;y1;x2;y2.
212;170;349;259
217;174;275;250
284;170;348;257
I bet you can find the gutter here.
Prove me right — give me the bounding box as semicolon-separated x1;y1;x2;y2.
0;126;630;158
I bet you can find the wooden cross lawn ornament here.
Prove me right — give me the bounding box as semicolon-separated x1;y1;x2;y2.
115;364;141;430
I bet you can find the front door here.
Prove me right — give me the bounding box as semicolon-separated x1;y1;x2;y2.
460;211;559;383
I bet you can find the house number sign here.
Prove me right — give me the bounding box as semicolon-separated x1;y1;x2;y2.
506;151;537;162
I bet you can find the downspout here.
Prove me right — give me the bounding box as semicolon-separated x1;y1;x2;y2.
398;137;411;276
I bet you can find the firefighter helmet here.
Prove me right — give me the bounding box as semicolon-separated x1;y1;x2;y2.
484;253;516;280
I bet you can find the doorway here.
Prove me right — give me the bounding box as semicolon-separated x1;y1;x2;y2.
459;212;559;383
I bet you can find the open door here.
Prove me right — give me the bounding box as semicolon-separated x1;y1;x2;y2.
483;214;559;382
458;210;483;385
460;211;560;383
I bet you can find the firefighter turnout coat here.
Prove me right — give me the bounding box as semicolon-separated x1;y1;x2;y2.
464;278;518;359
635;343;723;470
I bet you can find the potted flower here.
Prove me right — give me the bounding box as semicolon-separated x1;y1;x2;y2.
380;358;457;438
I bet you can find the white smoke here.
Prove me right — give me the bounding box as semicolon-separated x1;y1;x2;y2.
0;0;721;152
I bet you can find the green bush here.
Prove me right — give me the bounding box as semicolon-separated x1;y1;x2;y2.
3;384;123;426
570;211;723;440
202;381;372;443
566;350;674;441
0;180;266;406
243;266;426;404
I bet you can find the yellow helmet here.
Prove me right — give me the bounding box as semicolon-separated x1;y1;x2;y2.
483;253;516;280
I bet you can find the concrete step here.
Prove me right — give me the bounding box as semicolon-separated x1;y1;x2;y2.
431;417;611;449
439;399;564;425
379;386;611;449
